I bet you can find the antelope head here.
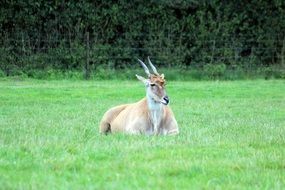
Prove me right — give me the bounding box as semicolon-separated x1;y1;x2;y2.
136;57;169;105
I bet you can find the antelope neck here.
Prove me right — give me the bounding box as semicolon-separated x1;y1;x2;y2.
146;94;164;134
146;93;162;111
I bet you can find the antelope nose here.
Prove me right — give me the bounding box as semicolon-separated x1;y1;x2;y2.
163;96;169;105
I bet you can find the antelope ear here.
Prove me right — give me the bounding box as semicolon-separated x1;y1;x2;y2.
161;73;164;79
136;74;149;85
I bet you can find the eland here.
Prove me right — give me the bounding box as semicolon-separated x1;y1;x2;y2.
99;57;179;135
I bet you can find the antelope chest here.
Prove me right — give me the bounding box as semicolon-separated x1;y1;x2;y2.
148;107;164;135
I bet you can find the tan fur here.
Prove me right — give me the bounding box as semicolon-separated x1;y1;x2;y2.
99;98;179;135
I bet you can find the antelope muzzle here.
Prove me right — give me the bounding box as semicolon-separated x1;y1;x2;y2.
162;95;169;105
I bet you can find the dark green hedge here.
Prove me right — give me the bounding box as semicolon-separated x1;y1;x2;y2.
0;0;284;77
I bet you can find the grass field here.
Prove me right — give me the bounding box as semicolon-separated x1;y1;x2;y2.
0;78;284;189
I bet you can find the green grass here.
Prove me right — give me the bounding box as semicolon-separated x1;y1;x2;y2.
0;78;284;189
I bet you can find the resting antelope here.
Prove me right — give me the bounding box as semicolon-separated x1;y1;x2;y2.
99;57;179;135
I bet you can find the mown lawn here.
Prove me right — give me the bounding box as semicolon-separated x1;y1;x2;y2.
0;78;284;189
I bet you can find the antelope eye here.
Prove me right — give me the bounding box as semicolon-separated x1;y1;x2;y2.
150;83;155;87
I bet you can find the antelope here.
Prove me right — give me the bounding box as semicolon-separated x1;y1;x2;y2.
99;57;179;135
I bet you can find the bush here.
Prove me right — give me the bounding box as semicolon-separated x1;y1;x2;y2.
0;69;5;77
203;63;227;79
259;66;285;80
0;1;284;74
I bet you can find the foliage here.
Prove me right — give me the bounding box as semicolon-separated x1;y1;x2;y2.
0;1;284;78
0;79;284;189
0;65;282;81
203;63;226;79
